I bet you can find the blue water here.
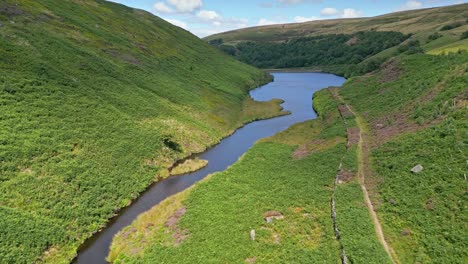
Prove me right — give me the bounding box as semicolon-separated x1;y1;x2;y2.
75;72;345;263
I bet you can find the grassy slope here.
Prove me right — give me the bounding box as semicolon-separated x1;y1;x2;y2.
109;89;391;263
205;4;467;81
0;0;282;263
340;53;467;262
111;34;468;264
205;4;468;44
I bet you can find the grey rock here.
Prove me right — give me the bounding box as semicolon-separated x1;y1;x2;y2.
411;164;423;173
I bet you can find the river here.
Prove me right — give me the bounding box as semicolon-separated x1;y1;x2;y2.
74;72;345;263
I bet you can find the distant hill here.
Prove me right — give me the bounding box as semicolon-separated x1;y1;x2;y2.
205;4;467;77
0;0;276;263
206;4;468;44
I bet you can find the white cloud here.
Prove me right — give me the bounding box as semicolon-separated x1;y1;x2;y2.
167;0;202;13
397;1;423;11
320;7;339;16
196;10;220;21
277;0;323;5
316;7;363;19
164;18;188;29
153;2;174;13
341;8;363;18
293;16;319;23
191;16;249;37
257;18;288;26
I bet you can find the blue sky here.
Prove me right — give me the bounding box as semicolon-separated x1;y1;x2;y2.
108;0;466;37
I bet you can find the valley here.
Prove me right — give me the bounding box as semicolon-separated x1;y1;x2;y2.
0;1;466;263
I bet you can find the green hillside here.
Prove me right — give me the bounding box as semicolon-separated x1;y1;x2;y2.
0;0;280;263
109;4;468;264
110;51;467;264
206;4;467;77
205;4;468;44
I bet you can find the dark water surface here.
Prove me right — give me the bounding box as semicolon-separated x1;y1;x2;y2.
75;72;345;263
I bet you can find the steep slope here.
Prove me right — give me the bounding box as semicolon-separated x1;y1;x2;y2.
0;0;278;263
339;53;467;263
108;4;467;264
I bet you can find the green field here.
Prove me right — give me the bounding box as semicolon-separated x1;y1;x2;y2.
0;0;283;263
109;89;391;263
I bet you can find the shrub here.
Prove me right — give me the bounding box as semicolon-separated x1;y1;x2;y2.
440;22;463;31
427;32;442;42
461;31;468;40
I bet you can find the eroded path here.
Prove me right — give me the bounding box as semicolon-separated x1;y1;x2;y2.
330;89;399;264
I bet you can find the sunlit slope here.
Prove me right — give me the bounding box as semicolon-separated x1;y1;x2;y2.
0;0;272;263
206;3;468;44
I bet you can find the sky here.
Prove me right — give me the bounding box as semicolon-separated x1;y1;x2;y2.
107;0;467;37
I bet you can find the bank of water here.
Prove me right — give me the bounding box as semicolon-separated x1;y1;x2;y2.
74;73;345;263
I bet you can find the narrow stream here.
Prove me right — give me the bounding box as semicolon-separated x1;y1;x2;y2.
74;72;345;263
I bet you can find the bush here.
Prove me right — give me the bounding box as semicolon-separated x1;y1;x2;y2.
461;31;468;40
397;40;423;54
440;22;463;31
427;32;442;42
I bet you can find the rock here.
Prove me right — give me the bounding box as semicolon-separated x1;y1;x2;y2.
264;211;284;223
250;229;256;241
245;257;256;264
411;164;423;173
389;198;396;205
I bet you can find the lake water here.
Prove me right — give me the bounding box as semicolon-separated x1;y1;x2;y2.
74;72;346;263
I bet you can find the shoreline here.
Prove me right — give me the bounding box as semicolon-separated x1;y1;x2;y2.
72;78;285;262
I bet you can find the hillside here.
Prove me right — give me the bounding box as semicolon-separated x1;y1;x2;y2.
110;52;467;264
206;4;468;44
0;0;282;263
109;4;467;264
205;3;468;77
110;52;467;263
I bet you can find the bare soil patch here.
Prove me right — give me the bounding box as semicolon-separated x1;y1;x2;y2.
292;138;344;159
164;207;190;245
380;59;401;83
338;104;354;118
336;170;355;184
346;127;360;146
371;113;438;147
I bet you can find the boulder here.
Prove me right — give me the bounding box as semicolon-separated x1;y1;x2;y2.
264;211;284;223
250;229;255;241
411;164;423;173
